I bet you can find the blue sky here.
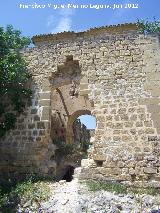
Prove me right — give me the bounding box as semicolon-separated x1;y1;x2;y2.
1;0;160;129
78;115;96;129
1;0;160;37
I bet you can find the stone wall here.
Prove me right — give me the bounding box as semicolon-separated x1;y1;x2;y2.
0;23;160;186
73;119;91;146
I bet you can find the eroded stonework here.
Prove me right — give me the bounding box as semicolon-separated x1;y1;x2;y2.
1;23;160;186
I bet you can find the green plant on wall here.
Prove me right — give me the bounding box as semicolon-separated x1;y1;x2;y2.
52;137;90;158
52;138;75;156
137;18;160;34
0;25;31;137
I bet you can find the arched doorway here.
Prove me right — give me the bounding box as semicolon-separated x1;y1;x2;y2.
74;114;96;153
66;110;92;144
49;55;95;178
60;112;96;181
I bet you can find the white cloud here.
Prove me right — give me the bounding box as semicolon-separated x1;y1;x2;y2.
53;17;72;33
107;0;131;25
47;8;74;33
47;15;56;27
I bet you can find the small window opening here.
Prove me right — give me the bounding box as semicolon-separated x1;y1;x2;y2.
50;155;55;161
95;160;103;167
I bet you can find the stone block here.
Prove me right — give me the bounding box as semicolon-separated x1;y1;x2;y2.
39;130;45;136
93;154;106;161
81;159;95;168
118;108;126;114
39;92;51;100
144;121;152;127
28;124;35;129
151;89;160;97
117;161;125;168
18;118;24;123
137;108;145;114
97;123;105;129
129;168;135;175
145;128;155;134
135;153;144;160
97;115;105;122
120;114;129;121
110;109;116;114
113;130;121;135
80;76;88;84
146;156;155;161
112;168;122;175
106;115;112;121
36;137;42;142
139;98;160;106
136;121;143;127
41;79;51;91
105;122;113;128
114;123;123;129
34;115;40;121
128;107;136;113
39;99;51;106
134;147;141;152
130;129;136;135
138;114;146;120
13;131;20;136
37;122;45;129
79;84;88;90
18;124;26;130
147;73;160;81
103;161;117;168
143;147;151;153
147;105;160;113
122;168;129;174
144;167;157;174
41;107;50;121
122;135;131;142
32;130;38;136
31;108;38;114
129;114;137;121
113;136;121;141
79;89;91;96
114;115;120;121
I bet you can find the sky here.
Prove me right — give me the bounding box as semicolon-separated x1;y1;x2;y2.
78;115;96;129
1;0;160;129
1;0;160;37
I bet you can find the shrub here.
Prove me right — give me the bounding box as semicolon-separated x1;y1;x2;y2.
0;175;52;212
137;18;160;34
0;25;31;137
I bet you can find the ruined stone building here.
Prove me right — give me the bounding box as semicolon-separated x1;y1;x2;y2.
0;23;160;186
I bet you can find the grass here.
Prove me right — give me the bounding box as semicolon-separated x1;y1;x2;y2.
86;180;127;194
86;180;160;196
0;175;55;213
128;186;160;196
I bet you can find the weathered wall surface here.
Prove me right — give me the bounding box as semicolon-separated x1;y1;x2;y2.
0;24;160;186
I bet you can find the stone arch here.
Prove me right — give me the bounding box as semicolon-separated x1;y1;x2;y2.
66;109;92;144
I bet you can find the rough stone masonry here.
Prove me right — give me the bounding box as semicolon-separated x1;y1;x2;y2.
0;23;160;187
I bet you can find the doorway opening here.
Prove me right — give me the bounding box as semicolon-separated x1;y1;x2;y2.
62;165;75;182
74;114;96;152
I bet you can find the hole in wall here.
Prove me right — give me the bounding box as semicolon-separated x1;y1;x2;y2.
95;160;103;167
50;155;55;161
131;174;136;182
62;165;75;182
